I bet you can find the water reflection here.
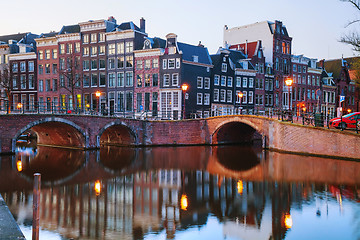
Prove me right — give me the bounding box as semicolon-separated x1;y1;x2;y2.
0;145;359;240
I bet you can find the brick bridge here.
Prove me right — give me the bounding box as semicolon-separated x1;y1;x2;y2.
0;114;359;159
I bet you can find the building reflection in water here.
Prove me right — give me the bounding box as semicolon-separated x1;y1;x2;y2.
0;145;359;240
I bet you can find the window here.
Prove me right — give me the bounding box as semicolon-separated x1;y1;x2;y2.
214;89;219;102
20;62;26;72
91;59;97;70
197;93;203;105
75;43;80;53
163;74;170;86
52;49;57;59
117;42;124;54
176;58;181;68
83;60;89;70
83;34;89;44
152;74;158;86
282;42;286;54
242;91;247;103
60;44;65;54
136;60;143;70
107;73;115;87
227;77;233;87
168;59;175;69
145;74;151;87
38;64;43;74
90;33;97;43
45;79;51;91
137;74;143;87
162;59;167;69
220;89;226;102
227;90;232;103
91;46;97;56
221;63;227;72
20;75;26;89
109;58;115;69
91;73;98;87
144;59;151;69
83;47;89;56
12;63;18;73
293;64;297;72
221;76;226;86
38;50;44;60
126;91;133;111
39;80;43;92
204;78;210;89
248;91;253;104
214;75;220;86
59;75;65;87
126;56;133;67
99;59;105;69
99;73;105;87
29;74;35;89
117;91;124;111
136;93;142;112
153;59;159;68
52;79;57;91
204;93;210;105
126;72;133;86
243;77;248;87
45;64;50;74
45;50;50;59
125;41;133;52
307;76;311;85
66;43;73;54
52;64;57;74
83;74;89;87
108;44;115;55
172;73;178;86
115;57;123;68
117;72;124;87
197;77;203;89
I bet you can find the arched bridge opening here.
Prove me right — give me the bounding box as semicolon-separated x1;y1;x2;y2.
212;121;262;146
13;118;87;151
99;123;137;147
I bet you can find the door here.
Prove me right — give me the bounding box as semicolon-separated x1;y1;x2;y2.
109;99;115;115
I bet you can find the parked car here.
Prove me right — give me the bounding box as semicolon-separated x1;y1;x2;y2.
329;112;360;129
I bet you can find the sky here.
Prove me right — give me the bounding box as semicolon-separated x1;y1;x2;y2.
0;0;359;60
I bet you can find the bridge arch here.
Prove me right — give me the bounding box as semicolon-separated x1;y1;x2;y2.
12;117;88;151
211;118;264;145
97;120;137;147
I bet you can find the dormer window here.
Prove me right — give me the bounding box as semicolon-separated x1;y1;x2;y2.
223;57;226;62
243;61;248;70
193;55;198;62
221;63;227;72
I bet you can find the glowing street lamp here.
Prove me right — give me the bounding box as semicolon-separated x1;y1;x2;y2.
237;91;243;115
237;180;243;194
285;77;293;111
347;109;352;113
181;84;189;119
284;213;293;228
17;102;23;110
95;91;101;115
16;160;23;172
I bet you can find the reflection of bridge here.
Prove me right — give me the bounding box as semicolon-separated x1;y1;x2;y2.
2;146;359;240
1;114;360;159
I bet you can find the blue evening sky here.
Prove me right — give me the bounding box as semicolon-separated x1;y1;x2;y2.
1;0;358;60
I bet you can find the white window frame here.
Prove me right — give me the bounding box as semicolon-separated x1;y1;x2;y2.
197;93;203;105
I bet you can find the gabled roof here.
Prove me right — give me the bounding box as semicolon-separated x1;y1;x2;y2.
59;24;80;35
146;37;166;49
230;41;259;58
116;21;141;31
323;57;360;79
0;33;30;44
177;42;212;65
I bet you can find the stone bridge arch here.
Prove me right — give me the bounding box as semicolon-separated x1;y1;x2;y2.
97;120;138;147
208;116;268;146
12;117;89;152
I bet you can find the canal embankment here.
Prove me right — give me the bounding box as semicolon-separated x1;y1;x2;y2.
0;194;25;239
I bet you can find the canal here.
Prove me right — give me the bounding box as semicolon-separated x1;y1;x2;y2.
0;143;359;240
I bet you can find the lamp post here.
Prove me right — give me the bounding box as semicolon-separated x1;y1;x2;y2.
95;91;101;115
237;91;243;114
285;77;293;111
181;84;189;119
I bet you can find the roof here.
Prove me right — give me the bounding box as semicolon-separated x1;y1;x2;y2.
323;57;360;79
146;37;166;49
39;32;58;38
211;48;252;70
177;42;212;65
0;33;30;44
230;41;259;57
59;24;80;34
116;21;141;31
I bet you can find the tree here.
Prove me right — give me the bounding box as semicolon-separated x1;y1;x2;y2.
340;0;360;52
0;66;12;111
59;52;82;111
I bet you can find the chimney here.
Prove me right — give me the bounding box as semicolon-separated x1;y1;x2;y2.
108;16;117;25
140;17;145;33
198;41;204;47
319;59;325;69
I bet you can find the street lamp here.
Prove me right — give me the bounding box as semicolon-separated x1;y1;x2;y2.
181;84;189;119
95;91;101;115
237;91;243;114
285;77;293;111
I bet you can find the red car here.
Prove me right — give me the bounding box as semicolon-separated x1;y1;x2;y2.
329;112;360;129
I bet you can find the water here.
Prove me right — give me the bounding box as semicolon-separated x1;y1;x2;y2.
0;144;359;240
